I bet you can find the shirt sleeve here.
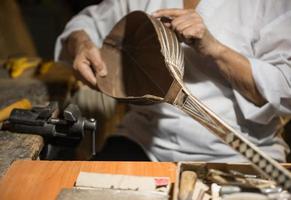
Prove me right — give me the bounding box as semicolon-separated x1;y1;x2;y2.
54;0;131;62
54;0;164;62
234;10;291;124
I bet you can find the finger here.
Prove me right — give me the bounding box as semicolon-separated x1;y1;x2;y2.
74;60;97;88
172;13;200;29
160;16;173;27
172;16;197;32
96;61;107;77
175;22;194;35
87;48;108;77
176;19;203;33
182;26;203;39
152;8;189;18
73;70;96;90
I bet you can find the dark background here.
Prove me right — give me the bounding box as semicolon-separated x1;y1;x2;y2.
17;0;103;59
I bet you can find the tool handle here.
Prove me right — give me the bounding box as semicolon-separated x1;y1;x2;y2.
179;171;197;200
0;98;32;122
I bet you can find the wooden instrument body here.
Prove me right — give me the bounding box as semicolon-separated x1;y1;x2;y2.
98;11;291;192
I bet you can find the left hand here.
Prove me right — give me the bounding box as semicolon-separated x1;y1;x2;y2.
152;9;222;58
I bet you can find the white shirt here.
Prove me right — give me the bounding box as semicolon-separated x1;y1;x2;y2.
55;0;291;162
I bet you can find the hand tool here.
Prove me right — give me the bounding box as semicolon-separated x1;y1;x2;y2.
0;98;32;122
5;57;41;78
179;171;197;200
1;102;97;157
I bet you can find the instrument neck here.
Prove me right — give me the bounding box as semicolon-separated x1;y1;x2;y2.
175;91;291;192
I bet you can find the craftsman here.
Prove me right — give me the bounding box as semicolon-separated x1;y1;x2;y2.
55;0;291;162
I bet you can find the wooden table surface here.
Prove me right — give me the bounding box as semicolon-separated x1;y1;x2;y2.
0;160;177;200
0;131;43;177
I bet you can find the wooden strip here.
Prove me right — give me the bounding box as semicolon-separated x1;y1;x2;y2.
164;80;182;103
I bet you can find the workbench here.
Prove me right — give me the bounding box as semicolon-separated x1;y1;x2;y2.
0;131;43;177
0;160;177;200
0;77;63;178
0;63;74;177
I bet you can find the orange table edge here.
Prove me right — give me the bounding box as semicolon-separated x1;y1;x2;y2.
0;160;177;200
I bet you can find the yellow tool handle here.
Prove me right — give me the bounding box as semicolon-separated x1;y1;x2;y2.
178;171;197;200
0;98;32;122
5;57;42;78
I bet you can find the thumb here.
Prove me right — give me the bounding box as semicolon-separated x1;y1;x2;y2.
96;61;107;77
89;49;108;77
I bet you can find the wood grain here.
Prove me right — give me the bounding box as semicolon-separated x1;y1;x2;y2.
0;131;43;177
0;160;177;200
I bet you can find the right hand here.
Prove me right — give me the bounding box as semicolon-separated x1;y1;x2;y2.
68;31;107;89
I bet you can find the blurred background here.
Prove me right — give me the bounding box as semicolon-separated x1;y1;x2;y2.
0;0;102;59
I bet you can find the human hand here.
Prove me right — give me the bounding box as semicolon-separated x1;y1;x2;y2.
152;9;223;58
67;31;107;89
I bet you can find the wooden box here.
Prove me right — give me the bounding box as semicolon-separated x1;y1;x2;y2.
173;162;291;200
